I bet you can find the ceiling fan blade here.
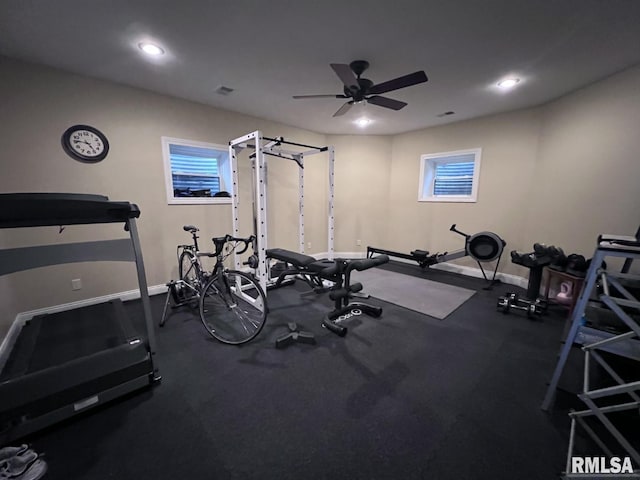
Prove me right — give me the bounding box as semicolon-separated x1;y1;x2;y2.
367;96;407;110
368;71;428;95
293;94;347;99
333;101;353;117
330;63;359;91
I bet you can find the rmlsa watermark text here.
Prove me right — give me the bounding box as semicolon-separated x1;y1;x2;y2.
571;457;635;475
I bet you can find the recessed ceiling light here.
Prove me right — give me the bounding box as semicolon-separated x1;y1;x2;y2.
138;42;165;56
497;77;520;89
355;117;371;127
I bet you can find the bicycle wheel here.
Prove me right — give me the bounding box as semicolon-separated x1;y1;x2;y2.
199;270;267;345
179;250;200;288
178;250;204;304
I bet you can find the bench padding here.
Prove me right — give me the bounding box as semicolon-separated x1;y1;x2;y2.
266;248;317;267
266;248;389;280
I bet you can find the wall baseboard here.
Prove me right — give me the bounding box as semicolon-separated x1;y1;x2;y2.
0;284;168;373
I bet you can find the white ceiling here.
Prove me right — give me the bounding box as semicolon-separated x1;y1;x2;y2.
2;0;639;135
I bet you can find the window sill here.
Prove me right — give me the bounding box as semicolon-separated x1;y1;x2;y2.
419;196;477;203
168;197;232;205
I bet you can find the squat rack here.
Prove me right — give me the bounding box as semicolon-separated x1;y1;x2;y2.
228;131;335;292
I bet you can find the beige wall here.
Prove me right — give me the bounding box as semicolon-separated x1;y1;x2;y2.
387;109;542;276
326;135;392;254
2;57;639;339
0;57;326;338
527;65;640;256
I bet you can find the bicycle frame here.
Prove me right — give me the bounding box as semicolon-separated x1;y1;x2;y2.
179;226;258;296
180;246;206;281
162;226;267;343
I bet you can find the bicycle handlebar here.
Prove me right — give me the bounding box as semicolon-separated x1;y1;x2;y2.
223;234;256;255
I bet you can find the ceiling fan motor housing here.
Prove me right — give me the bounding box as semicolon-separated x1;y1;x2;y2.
344;78;373;100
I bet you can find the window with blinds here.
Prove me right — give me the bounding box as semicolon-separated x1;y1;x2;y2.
162;137;232;205
419;149;481;202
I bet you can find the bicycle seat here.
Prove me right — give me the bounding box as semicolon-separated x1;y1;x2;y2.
183;225;198;233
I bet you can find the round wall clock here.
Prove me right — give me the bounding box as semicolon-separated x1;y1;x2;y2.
61;124;109;162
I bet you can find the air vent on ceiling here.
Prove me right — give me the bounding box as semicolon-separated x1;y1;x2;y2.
215;86;234;96
437;111;455;118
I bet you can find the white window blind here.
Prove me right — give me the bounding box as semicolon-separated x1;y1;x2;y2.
433;160;475;196
169;144;221;197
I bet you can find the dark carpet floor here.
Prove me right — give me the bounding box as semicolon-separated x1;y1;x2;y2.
22;263;594;479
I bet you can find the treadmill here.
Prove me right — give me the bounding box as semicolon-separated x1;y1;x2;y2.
0;193;160;442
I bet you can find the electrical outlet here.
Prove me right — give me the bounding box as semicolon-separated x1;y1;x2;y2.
72;278;82;291
307;242;312;249
356;239;362;246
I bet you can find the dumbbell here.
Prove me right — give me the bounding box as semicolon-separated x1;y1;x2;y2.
497;292;517;313
497;293;540;318
533;297;548;314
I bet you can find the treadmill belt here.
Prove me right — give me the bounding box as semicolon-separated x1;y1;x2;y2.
1;300;132;380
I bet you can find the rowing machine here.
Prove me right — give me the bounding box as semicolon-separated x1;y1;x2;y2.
367;224;506;289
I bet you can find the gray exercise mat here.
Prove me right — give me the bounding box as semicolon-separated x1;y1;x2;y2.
351;268;476;319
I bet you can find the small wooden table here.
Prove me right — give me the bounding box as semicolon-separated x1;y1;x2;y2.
542;267;586;317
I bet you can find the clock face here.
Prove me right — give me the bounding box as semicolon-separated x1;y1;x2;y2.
70;129;105;157
62;124;109;162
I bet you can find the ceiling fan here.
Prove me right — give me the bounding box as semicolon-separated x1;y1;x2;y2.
293;60;428;117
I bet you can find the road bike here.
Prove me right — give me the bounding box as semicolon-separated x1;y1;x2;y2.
163;225;267;345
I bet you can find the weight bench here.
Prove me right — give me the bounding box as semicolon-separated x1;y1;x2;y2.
266;248;390;337
267;248;336;292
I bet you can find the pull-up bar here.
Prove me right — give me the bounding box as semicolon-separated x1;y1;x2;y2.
262;136;329;152
249;150;304;168
264;152;303;169
240;137;327;153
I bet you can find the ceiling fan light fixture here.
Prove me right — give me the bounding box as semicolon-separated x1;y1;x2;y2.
497;77;520;90
138;42;165;56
